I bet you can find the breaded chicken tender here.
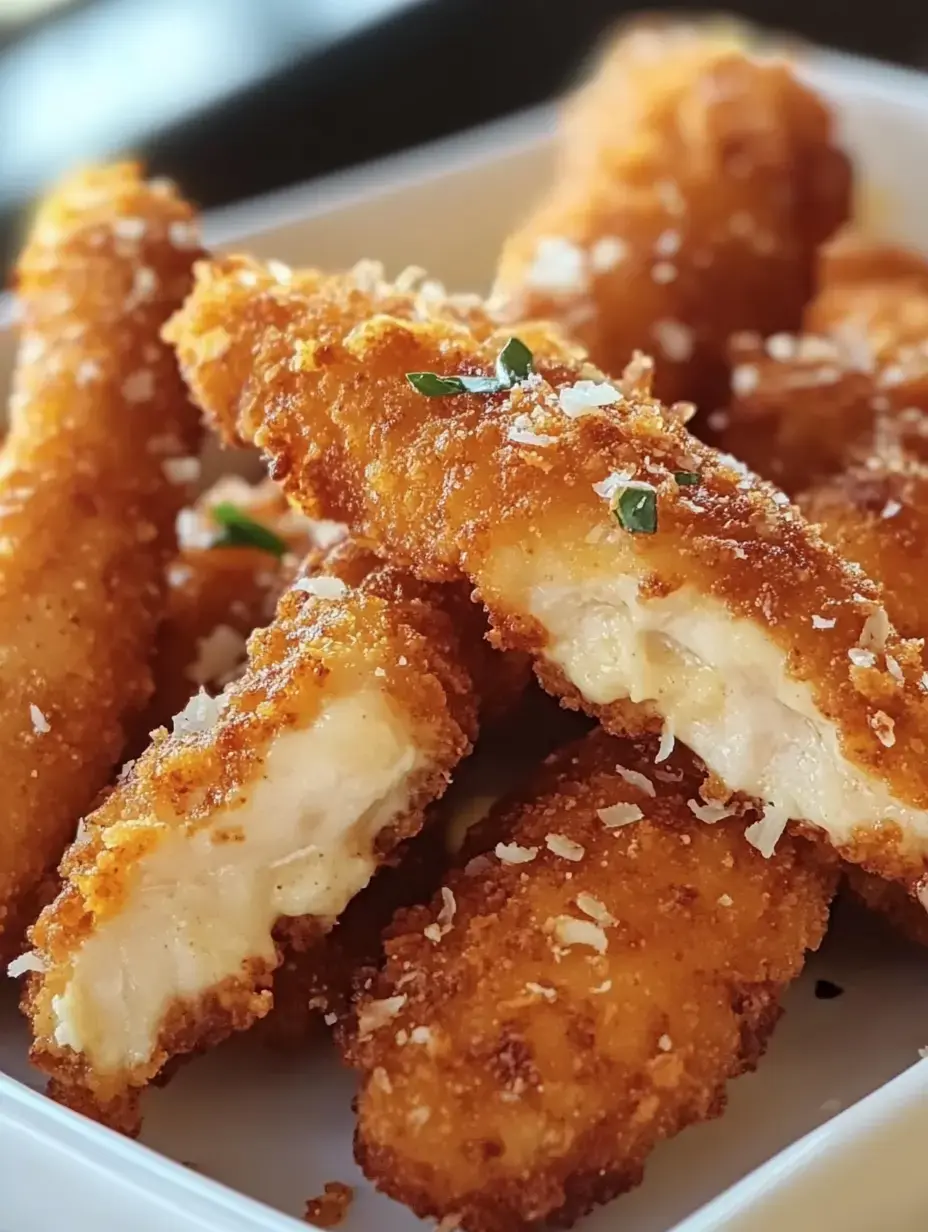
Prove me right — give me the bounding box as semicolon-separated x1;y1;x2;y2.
168;257;928;889
722;237;928;491
345;730;836;1231
268;688;580;1045
142;476;330;733
23;538;481;1132
492;23;851;409
0;165;202;961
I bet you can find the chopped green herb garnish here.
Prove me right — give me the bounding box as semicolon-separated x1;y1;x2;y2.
613;485;658;534
211;503;287;557
406;338;534;398
406;372;473;396
495;336;535;386
674;471;700;486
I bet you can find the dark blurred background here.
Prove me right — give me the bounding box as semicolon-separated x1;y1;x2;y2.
0;0;922;269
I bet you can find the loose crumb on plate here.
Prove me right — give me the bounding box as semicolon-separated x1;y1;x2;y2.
304;1181;354;1228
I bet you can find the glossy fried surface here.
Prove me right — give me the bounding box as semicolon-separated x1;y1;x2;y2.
492;22;850;409
0;165;202;961
721;237;928;492
26;538;479;1132
345;730;836;1231
167;257;928;881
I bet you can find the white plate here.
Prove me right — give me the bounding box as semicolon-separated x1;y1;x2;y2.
3;46;928;1232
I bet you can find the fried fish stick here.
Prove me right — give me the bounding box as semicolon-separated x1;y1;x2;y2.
345;730;836;1231
22;538;479;1132
142;476;329;733
492;23;850;409
0;166;202;961
721;238;928;491
168;257;928;889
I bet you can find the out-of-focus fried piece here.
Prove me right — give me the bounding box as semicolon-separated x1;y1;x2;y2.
798;448;928;641
141;476;331;733
492;22;850;409
845;865;928;948
168;256;928;891
0;165;202;961
346;730;836;1231
721;238;928;491
24;539;480;1133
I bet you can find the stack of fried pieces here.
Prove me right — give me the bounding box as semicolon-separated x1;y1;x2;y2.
5;19;928;1232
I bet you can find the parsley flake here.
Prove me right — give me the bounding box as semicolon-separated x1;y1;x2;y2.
211;503;287;557
406;338;534;398
613;484;658;534
674;471;699;486
495;336;535;385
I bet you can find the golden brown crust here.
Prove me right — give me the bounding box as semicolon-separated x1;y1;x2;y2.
721;238;928;492
167;258;928;871
345;730;836;1231
26;538;479;1123
0;164;203;961
492;22;850;410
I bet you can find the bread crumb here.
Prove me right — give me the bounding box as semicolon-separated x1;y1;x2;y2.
303;1181;354;1228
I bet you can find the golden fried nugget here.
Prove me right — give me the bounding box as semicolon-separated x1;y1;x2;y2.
492;23;850;410
721;238;928;491
0;165;202;961
167;257;928;888
141;476;328;734
346;730;836;1231
23;539;480;1132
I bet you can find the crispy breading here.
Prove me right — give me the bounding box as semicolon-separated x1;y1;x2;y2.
167;257;928;886
345;730;836;1231
492;22;850;409
0;165;202;961
24;539;480;1132
721;237;928;491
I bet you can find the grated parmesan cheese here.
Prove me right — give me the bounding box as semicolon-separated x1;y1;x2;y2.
547;915;608;954
811;615;836;629
575;892;615;926
744;802;790;858
162;456;201;485
496;842;538;864
731;364;759;397
424;888;456;943
881;499;902;520
687;799;734;823
589;235;628;272
294;575;349;600
614;766;655;796
597;802;643;828
859;607;891;652
187;624;247;687
357;995;407;1038
122;369;155;403
172;688;225;736
29;704;50;734
7;951;45;978
655;722;675;763
525;237;588;294
848;648;876;669
558;380;622;418
545;833;585;861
